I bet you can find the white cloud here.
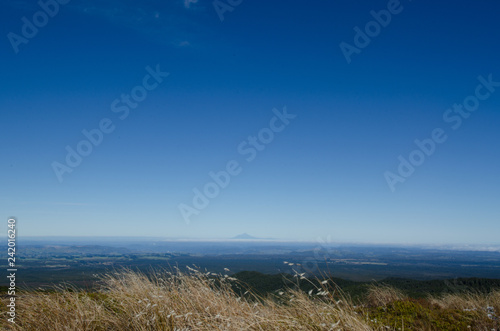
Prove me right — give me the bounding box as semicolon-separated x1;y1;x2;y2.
67;0;206;47
178;40;191;47
184;0;199;9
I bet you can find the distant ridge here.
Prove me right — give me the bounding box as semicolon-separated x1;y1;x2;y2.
232;233;259;240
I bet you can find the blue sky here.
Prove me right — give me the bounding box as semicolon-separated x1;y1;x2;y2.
1;0;499;244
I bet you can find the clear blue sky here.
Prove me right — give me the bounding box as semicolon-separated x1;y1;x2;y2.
1;0;499;244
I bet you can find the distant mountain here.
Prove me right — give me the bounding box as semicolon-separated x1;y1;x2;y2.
232;233;259;240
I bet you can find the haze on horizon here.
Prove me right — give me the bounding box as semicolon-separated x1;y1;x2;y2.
1;0;499;245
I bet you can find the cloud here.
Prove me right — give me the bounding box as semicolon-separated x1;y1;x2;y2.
67;0;207;47
178;40;191;47
184;0;199;9
50;202;95;206
7;201;97;207
4;0;38;11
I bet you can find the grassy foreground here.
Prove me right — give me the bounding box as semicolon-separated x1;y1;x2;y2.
1;269;499;330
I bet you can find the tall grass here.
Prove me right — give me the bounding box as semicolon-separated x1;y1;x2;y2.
1;268;369;330
366;284;406;307
1;269;499;330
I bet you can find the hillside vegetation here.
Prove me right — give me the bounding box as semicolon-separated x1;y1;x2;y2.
1;269;499;330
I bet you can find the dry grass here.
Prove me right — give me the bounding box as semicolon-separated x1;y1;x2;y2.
0;268;371;330
1;269;499;330
366;284;406;307
429;288;500;327
430;290;500;311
